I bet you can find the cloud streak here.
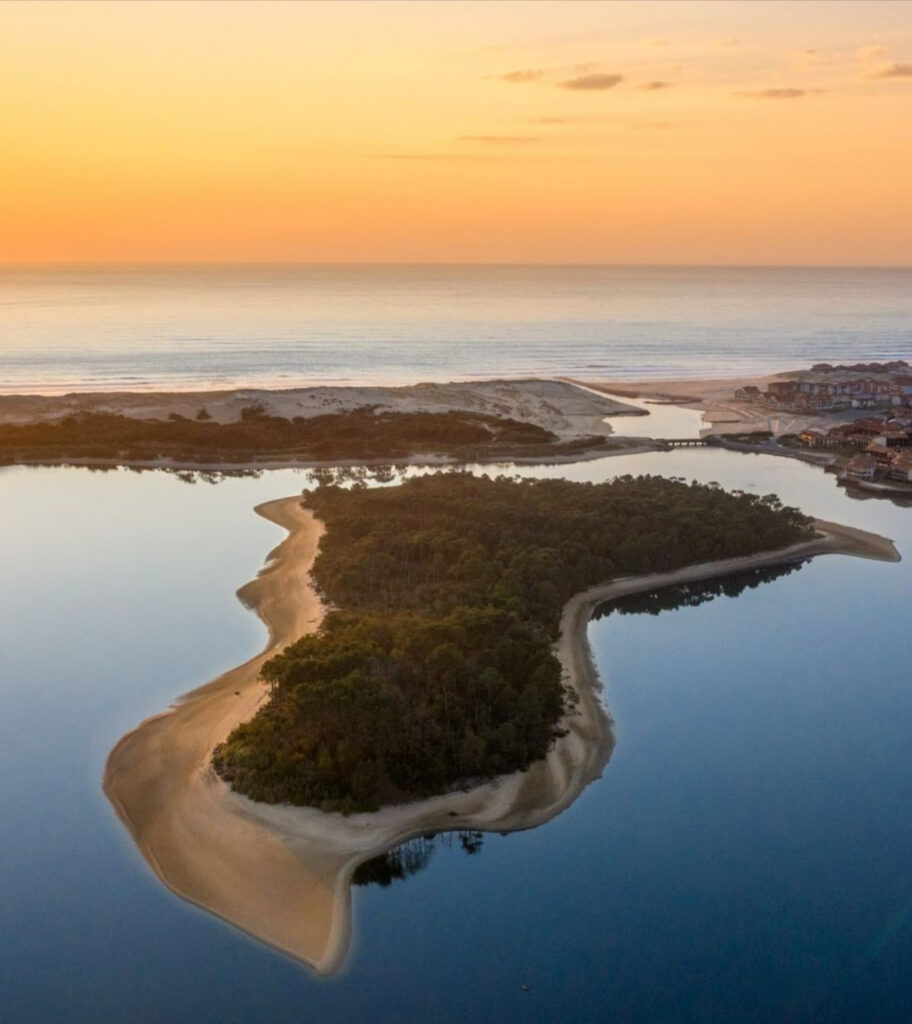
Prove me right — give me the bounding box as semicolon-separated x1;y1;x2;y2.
458;134;541;144
856;44;888;63
558;72;623;91
639;80;670;91
735;88;821;99
498;69;544;83
871;61;912;78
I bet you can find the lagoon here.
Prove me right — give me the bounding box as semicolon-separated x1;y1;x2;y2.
1;449;910;1022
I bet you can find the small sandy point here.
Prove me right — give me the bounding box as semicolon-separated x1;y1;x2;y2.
103;499;900;973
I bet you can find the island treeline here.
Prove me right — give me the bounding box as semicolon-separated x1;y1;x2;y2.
0;407;609;465
213;473;815;812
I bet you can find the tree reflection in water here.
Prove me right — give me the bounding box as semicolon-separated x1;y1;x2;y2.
593;561;807;620
353;831;484;888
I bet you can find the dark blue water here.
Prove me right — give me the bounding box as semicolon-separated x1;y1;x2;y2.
1;451;910;1022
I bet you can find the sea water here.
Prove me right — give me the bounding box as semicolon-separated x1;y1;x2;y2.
1;264;911;394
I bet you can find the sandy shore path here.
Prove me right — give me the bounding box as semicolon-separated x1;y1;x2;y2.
104;500;900;974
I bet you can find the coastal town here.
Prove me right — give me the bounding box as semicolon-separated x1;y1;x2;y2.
731;362;912;489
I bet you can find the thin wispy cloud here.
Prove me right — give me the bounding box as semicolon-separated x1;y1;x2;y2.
871;62;912;79
373;152;532;162
784;47;843;68
498;69;544;83
735;88;822;99
371;151;594;165
458;134;541;144
639;81;670;91
856;44;888;63
558;73;623;91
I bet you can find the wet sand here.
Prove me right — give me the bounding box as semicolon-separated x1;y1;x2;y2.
104;499;900;973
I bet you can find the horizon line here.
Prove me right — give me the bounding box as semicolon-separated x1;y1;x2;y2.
2;260;912;271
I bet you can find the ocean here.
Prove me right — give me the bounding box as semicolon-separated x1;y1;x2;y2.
1;264;910;394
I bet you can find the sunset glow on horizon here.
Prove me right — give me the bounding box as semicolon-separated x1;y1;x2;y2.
2;0;912;265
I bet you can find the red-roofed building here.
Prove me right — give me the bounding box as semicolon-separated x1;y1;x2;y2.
890;451;912;482
845;454;878;480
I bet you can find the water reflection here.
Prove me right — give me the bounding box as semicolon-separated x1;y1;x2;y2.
840;481;912;509
304;464;405;487
593;561;807;620
353;831;485;888
174;468;265;485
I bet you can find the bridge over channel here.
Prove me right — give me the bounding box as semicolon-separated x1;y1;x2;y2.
657;437;711;448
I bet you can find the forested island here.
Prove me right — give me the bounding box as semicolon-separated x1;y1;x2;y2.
213;473;815;812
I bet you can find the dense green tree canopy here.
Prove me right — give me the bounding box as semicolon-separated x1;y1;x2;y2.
0;408;601;465
214;473;815;812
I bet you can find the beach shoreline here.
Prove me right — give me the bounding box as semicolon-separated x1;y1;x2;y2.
103;496;900;974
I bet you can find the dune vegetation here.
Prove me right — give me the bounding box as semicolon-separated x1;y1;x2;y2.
0;407;611;465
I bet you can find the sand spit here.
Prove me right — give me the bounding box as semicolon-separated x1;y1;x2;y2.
103;500;900;974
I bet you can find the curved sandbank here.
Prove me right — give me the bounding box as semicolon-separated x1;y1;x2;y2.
104;501;900;974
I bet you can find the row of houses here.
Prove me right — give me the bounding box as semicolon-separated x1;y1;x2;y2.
845;450;912;483
797;415;912;451
736;371;912;412
792;414;912;485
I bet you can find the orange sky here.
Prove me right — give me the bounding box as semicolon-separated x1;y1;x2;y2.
1;0;911;264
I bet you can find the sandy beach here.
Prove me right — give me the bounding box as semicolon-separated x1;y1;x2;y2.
104;497;900;974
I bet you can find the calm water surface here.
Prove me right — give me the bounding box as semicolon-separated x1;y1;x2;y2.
1;450;910;1023
1;264;911;393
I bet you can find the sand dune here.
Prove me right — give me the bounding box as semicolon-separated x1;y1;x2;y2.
0;378;640;441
